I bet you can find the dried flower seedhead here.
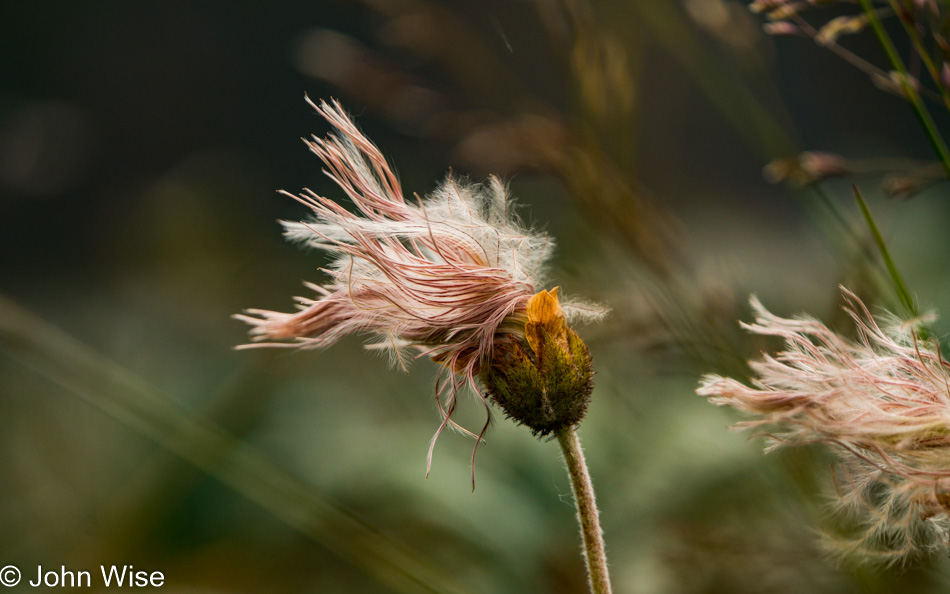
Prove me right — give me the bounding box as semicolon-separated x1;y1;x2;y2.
697;287;950;564
763;3;803;21
762;21;801;36
748;0;785;14
236;97;606;472
871;70;922;100
763;151;848;187
882;161;946;198
815;14;868;45
481;288;594;436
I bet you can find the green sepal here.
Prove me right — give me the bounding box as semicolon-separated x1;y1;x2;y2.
481;327;594;437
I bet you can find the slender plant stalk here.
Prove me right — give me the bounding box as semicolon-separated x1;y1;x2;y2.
853;186;917;317
858;0;950;181
884;0;950;113
634;1;797;159
556;426;612;594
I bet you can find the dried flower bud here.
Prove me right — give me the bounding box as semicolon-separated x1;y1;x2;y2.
764;4;801;21
871;70;921;100
882;174;923;198
815;15;868;45
763;151;847;187
762;21;800;36
935;33;950;59
748;0;788;14
883;161;945;198
481;288;594;436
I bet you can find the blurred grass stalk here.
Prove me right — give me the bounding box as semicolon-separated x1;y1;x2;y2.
631;0;797;159
857;0;950;181
0;293;473;594
853;185;917;317
882;0;950;113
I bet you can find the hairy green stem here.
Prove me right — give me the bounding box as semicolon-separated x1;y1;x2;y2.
858;0;950;181
556;427;612;594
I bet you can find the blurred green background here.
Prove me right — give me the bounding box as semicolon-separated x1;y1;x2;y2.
3;1;950;592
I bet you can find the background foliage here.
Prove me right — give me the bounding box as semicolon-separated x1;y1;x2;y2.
3;1;950;592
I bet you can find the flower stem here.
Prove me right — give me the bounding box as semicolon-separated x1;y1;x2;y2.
556;426;612;594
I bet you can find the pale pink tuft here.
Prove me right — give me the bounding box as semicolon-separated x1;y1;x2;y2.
698;287;950;563
236;97;606;471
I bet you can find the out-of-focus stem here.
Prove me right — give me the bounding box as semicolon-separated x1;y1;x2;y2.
633;1;797;159
0;294;472;594
858;0;950;181
556;426;612;594
885;0;950;113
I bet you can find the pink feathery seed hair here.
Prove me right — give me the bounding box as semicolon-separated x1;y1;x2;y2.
697;287;950;562
235;97;605;472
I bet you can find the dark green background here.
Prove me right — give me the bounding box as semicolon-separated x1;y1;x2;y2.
2;2;950;592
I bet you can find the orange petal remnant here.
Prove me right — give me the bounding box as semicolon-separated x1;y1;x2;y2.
526;287;568;356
